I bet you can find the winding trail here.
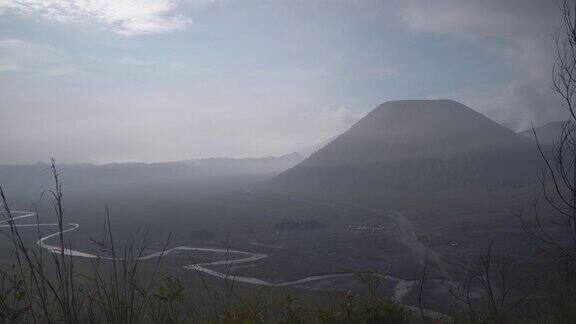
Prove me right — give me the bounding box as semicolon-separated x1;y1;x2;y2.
0;209;448;319
384;210;458;281
0;211;352;287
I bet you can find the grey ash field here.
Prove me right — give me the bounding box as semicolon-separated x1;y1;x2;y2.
2;175;541;313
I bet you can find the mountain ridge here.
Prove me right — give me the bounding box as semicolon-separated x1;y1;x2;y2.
518;120;570;145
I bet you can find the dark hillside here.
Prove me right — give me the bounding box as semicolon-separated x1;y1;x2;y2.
270;100;544;196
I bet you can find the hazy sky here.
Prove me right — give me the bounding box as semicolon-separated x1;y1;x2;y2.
0;0;565;164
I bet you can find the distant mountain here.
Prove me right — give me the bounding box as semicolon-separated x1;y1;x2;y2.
0;153;304;192
270;100;544;196
168;152;304;175
518;120;570;145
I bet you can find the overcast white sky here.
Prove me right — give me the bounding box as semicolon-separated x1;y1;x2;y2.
0;0;566;164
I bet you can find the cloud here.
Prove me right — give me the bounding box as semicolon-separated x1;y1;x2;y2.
0;39;75;75
303;106;361;138
0;78;362;164
397;0;563;128
438;82;562;131
399;0;556;74
0;0;193;36
399;0;555;39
